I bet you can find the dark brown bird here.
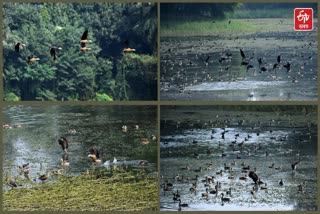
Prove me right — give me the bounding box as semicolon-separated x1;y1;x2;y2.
15;42;25;53
38;171;50;182
80;30;92;43
283;62;291;72
240;49;246;59
277;55;281;63
178;199;188;207
58;137;68;152
87;146;101;163
50;46;62;61
220;193;230;202
249;171;259;184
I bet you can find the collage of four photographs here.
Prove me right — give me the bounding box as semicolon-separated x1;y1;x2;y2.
2;2;318;211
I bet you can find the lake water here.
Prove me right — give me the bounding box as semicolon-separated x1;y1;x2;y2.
3;105;157;190
160;106;317;211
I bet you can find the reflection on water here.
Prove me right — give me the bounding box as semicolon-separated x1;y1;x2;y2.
160;106;317;211
3;105;157;189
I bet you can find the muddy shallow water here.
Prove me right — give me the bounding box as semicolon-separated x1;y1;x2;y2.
160;19;318;101
3;105;157;190
160;106;317;211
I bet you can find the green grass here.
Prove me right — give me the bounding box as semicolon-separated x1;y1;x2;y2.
3;170;158;211
161;19;260;37
226;9;294;19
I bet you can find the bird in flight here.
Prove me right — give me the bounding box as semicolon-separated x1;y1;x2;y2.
50;46;62;61
27;56;40;63
80;42;91;52
15;42;26;53
123;40;136;53
80;30;92;43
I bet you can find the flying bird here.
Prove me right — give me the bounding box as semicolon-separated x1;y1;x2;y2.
50;46;62;61
27;56;40;63
249;171;259;184
15;42;25;53
123;40;136;53
58;137;68;152
277;55;281;63
240;49;246;59
80;30;92;43
283;62;291;72
80;42;90;51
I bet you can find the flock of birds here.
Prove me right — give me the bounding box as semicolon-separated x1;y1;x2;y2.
160;20;317;97
14;30;136;63
6;135;116;189
160;111;315;210
5;123;155;189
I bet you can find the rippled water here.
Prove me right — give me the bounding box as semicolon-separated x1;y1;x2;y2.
160;19;318;101
160;106;317;211
3;105;157;190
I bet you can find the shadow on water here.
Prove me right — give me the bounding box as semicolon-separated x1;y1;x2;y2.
3;105;157;190
160;106;317;211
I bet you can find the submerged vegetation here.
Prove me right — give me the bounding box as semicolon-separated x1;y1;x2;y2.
4;168;158;211
3;3;157;101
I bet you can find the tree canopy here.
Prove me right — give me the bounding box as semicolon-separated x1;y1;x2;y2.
3;3;157;101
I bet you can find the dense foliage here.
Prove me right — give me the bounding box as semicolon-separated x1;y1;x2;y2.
3;3;157;101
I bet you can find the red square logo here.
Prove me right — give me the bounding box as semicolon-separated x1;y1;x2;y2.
294;8;313;31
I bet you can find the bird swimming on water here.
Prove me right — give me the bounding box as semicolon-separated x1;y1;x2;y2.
87;146;101;163
38;171;50;182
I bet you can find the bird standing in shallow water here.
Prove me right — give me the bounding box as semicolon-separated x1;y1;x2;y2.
279;179;284;186
19;163;30;173
178;199;188;207
87;146;101;163
61;153;70;166
38;171;50;182
7;177;18;189
220;193;230;203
